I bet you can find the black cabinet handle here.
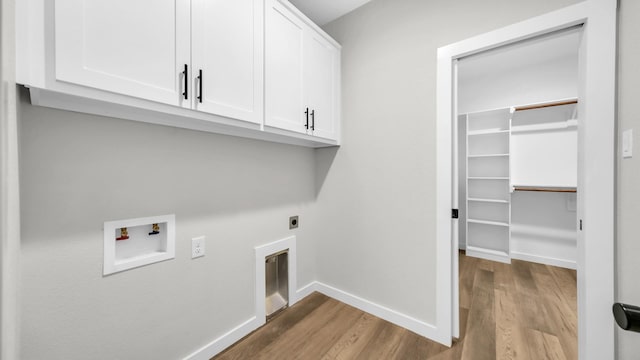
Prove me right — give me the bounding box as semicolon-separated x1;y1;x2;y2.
197;69;203;103
311;109;315;131
614;303;640;332
182;64;188;100
305;108;309;129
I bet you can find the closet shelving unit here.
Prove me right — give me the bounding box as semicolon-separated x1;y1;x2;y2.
462;98;579;266
465;107;513;263
510;98;578;194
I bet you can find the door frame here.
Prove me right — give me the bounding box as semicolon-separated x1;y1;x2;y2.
435;1;617;358
1;0;21;358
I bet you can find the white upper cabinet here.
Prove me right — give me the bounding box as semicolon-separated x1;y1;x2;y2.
191;0;263;124
54;0;191;107
265;0;306;133
17;0;340;147
304;30;340;140
265;0;341;141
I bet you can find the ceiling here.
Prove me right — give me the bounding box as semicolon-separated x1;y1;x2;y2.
288;0;372;26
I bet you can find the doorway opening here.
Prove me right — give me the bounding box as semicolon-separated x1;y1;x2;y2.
436;3;616;358
456;27;581;266
452;27;581;357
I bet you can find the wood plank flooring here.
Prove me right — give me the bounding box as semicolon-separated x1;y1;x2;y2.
214;252;577;359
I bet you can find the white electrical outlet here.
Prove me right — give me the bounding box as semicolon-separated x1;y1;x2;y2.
192;236;205;258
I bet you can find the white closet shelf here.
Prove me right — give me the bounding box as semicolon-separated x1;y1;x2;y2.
468;177;509;180
464;106;511;262
468;198;509;204
511;119;577;133
467;219;510;227
467;129;510;136
467;153;509;158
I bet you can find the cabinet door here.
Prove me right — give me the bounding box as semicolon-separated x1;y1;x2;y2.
265;0;307;134
191;0;263;124
54;0;191;107
304;31;339;140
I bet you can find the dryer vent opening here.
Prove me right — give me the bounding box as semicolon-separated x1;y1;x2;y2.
265;250;289;320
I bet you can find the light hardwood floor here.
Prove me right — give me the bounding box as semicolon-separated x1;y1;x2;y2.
214;252;577;359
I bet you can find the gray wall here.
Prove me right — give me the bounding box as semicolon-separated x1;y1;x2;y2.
320;0;581;325
18;88;319;359
616;0;640;358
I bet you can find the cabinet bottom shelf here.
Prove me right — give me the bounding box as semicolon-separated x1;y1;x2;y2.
29;88;340;149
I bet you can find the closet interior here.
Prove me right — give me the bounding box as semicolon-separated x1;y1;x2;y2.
456;27;581;269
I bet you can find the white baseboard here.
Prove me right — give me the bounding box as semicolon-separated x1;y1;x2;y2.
510;251;576;270
183;282;318;360
296;281;318;301
183;280;445;359
313;282;443;344
466;246;510;264
183;316;260;360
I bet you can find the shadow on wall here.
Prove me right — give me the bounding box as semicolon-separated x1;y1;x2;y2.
17;86;319;244
315;146;339;196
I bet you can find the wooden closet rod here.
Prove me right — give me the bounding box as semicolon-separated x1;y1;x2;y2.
514;99;578;112
513;186;577;193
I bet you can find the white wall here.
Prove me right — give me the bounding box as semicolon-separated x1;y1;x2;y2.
511;128;578;187
511;192;577;267
458;57;578;114
510;124;578;268
320;0;581;326
616;0;640;358
18;87;319;359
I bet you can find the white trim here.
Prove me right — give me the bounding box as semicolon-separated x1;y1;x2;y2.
437;1;616;358
465;246;511;264
435;45;454;346
296;281;318;300
2;0;21;357
451;59;460;339
103;214;176;275
254;236;298;326
576;2;617;359
314;282;443;344
183;279;443;359
182;316;261;360
28;89;339;148
183;280;318;360
510;251;577;270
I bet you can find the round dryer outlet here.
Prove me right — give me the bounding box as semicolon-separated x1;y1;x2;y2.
289;216;299;229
